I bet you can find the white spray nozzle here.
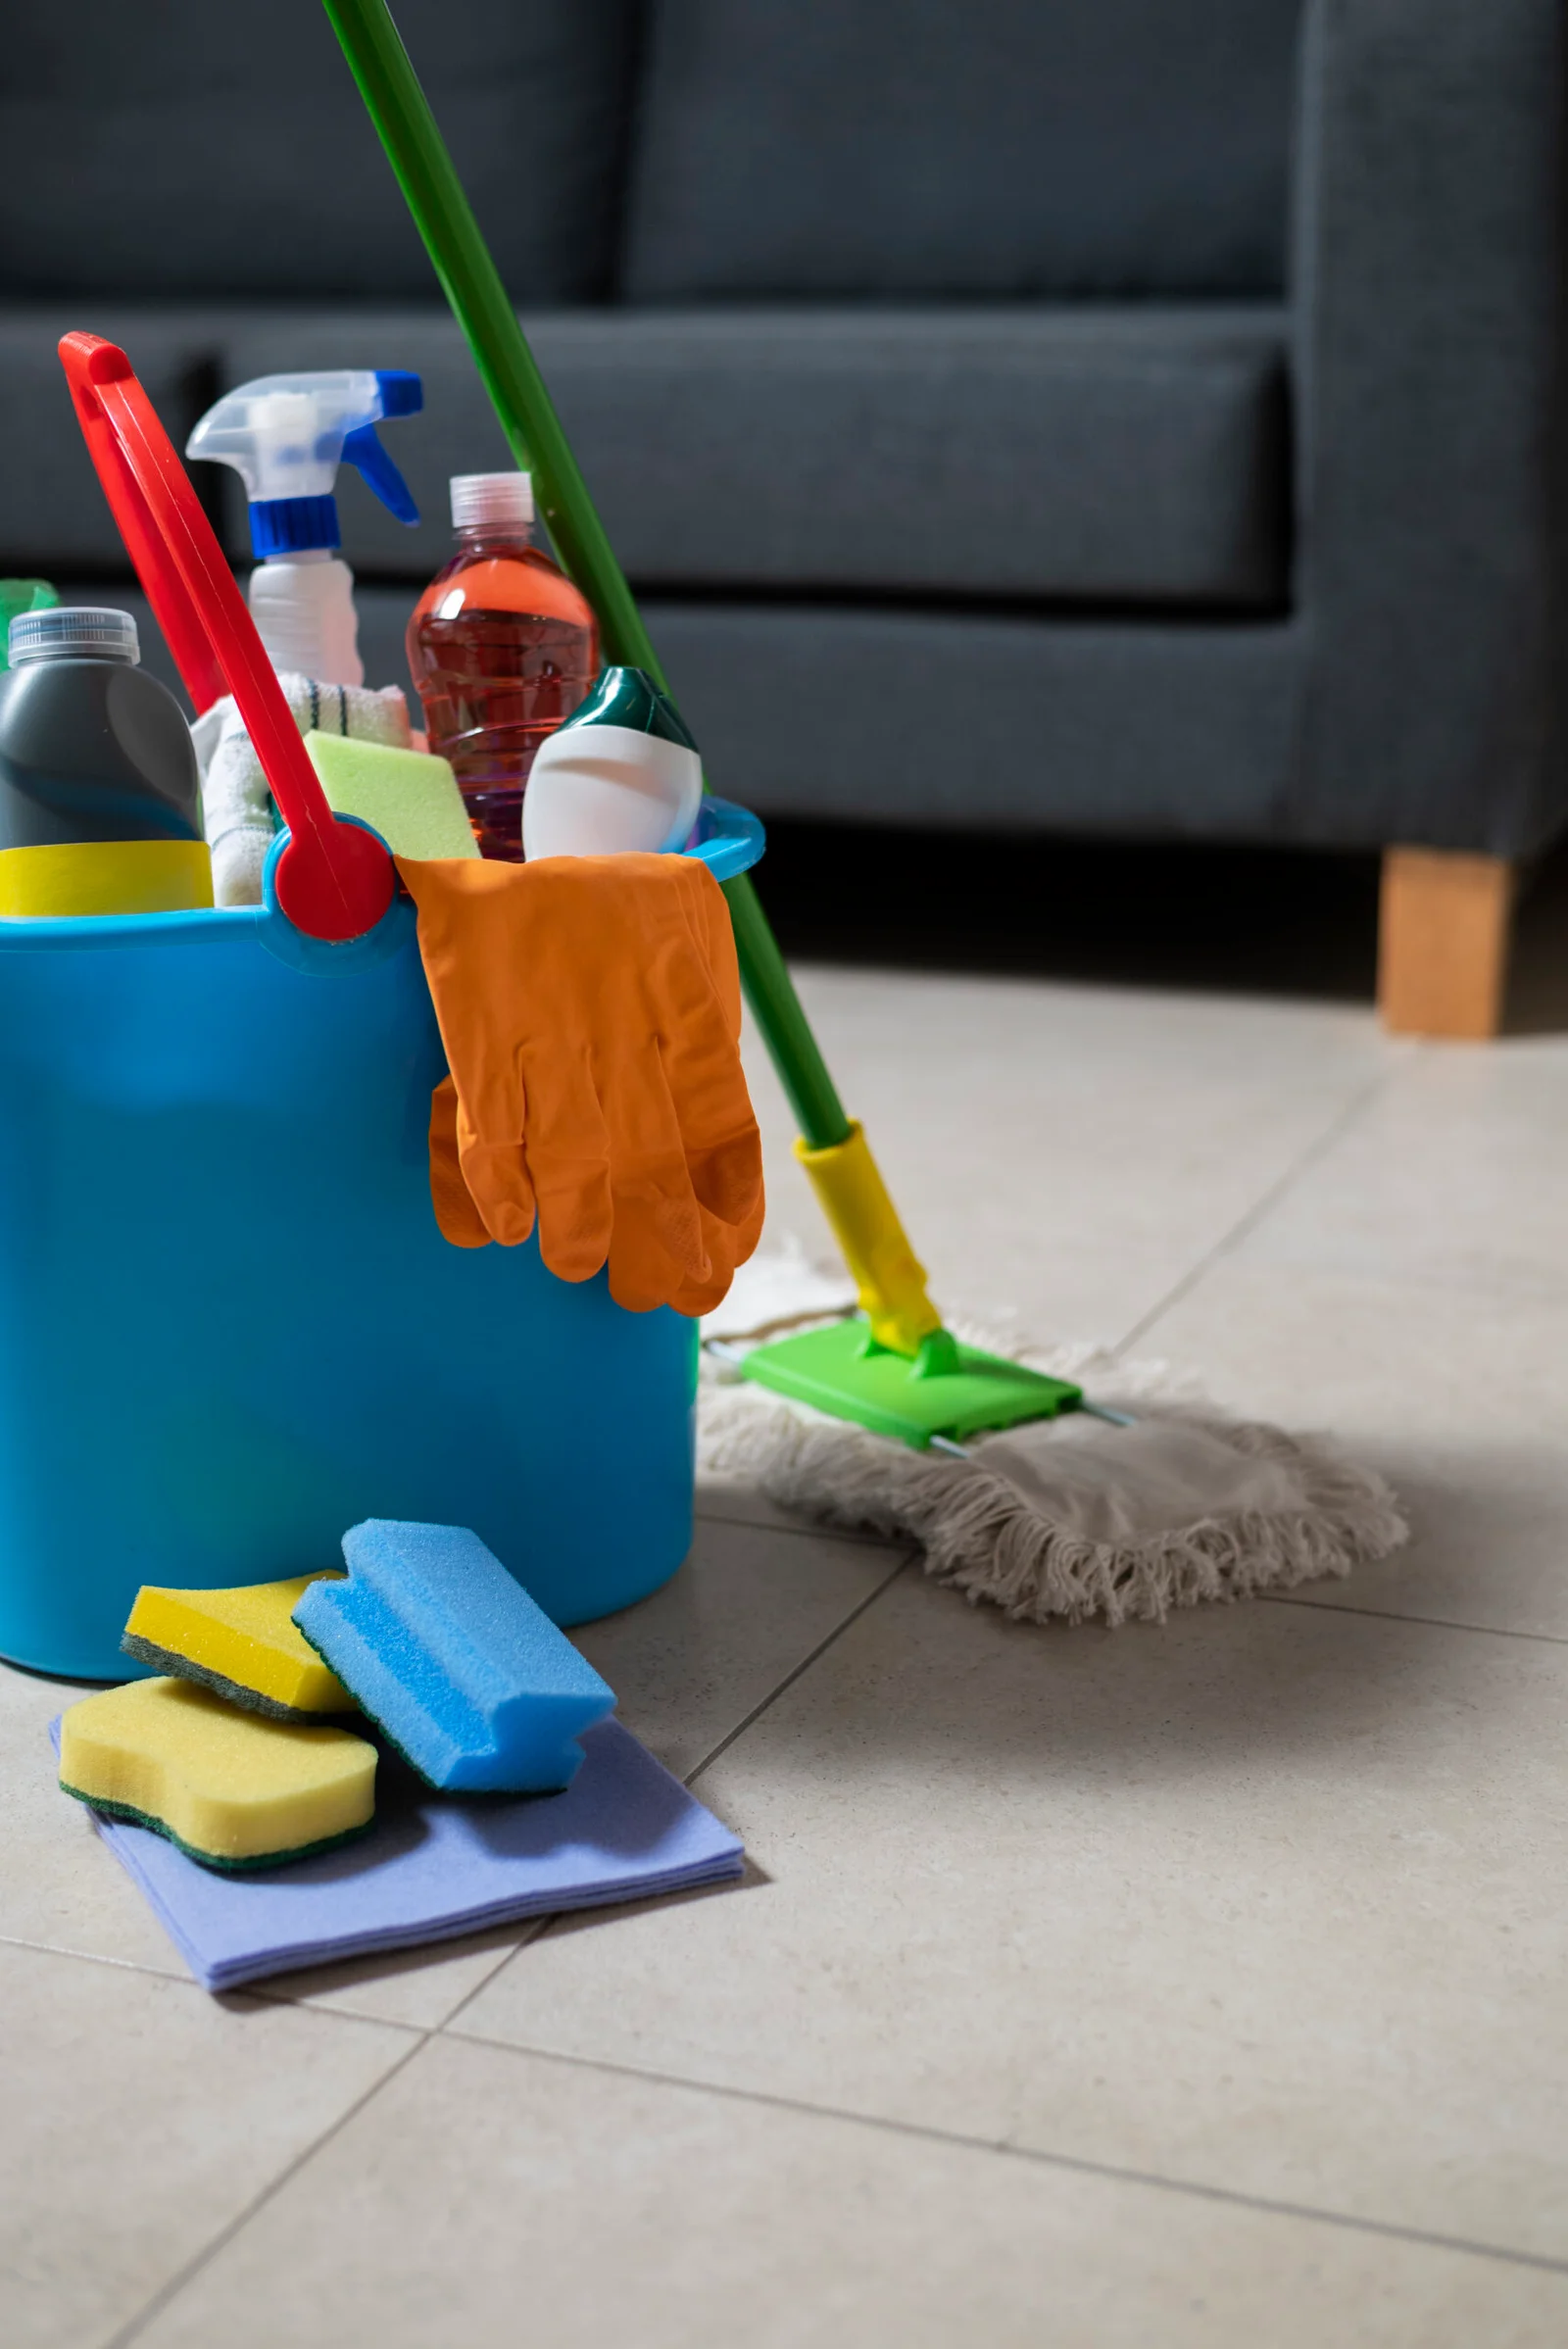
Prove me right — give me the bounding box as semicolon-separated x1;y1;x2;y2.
186;369;422;557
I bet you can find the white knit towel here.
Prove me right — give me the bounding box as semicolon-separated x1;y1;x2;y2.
193;674;412;907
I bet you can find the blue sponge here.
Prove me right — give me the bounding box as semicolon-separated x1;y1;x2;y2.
292;1522;615;1793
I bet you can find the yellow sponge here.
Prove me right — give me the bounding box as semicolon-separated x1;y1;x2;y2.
304;730;479;861
59;1679;376;1870
122;1574;358;1721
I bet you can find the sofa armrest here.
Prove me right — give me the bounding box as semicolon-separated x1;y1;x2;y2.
1291;0;1567;854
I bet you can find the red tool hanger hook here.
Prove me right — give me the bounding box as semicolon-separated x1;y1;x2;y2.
58;332;396;945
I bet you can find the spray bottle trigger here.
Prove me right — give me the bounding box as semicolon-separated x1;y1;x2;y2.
340;423;419;527
373;369;421;418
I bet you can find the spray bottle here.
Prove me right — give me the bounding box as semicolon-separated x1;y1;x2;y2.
186;370;422;684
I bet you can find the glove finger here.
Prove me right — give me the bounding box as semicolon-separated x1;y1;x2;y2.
527;1045;615;1285
662;856;743;1033
454;1069;538;1248
693;1147;766;1269
399;862;542;1248
674;1162;767;1318
604;1041;711;1312
603;887;760;1304
688;863;744;1038
667;1257;746;1318
608;1070;764;1315
427;1077;491;1248
688;1111;765;1232
657;969;765;1233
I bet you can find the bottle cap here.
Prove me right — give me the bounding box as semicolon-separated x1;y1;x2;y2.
557;665;699;753
8;606;140;667
250;494;342;559
450;472;533;534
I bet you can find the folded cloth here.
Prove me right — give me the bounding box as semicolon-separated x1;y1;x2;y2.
52;1715;743;1993
192;673;411;908
398;853;764;1316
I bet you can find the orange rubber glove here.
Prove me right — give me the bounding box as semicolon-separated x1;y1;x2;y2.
397;853;764;1316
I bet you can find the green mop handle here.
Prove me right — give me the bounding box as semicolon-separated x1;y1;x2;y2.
322;0;956;1361
318;0;843;1149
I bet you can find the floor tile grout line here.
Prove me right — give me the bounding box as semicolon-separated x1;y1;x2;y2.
0;1933;430;2012
426;1555;916;2019
0;1933;192;1988
1114;1061;1404;1356
692;1505;900;1551
1260;1593;1568;1647
104;2027;435;2349
440;2030;1568;2284
684;1552;913;1790
243;1923;547;2022
2;1850;537;2035
433;1920;556;2036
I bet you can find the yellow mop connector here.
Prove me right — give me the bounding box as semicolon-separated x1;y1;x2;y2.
744;1120;1081;1444
795;1120;949;1359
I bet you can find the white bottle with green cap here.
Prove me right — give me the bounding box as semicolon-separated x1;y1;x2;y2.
521;666;704;860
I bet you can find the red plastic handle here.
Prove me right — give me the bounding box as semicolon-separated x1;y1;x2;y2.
58;333;396;945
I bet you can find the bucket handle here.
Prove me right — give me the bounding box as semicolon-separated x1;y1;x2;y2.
57;333;396;946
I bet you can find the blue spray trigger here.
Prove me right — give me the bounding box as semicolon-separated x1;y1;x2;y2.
340;422;420;527
374;369;422;419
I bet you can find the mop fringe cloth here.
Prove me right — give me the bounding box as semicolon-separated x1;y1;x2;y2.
701;1284;1407;1629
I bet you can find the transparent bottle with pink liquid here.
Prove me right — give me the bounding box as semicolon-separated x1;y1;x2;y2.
406;472;598;859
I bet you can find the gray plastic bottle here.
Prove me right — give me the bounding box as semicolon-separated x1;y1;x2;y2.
0;608;201;849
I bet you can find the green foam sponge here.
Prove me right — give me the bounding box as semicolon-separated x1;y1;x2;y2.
58;1678;377;1870
304;729;479;861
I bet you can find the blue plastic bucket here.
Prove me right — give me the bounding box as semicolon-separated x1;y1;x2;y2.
0;800;763;1680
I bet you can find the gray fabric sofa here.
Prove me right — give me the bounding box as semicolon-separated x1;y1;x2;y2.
3;0;1563;1024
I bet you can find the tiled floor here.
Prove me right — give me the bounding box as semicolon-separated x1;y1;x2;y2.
6;962;1568;2346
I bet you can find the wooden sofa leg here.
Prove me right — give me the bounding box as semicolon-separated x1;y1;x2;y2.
1378;849;1514;1039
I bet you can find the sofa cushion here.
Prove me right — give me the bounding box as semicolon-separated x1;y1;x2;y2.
219;305;1291;610
0;0;636;303
623;0;1302;302
0;309;220;572
350;589;1301;842
68;579;1305;849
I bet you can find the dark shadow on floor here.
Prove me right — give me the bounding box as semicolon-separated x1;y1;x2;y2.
1501;844;1568;1035
752;816;1568;1032
750;818;1383;1002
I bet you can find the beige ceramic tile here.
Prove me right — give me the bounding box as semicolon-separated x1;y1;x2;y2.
0;1657;186;1977
695;1461;902;1543
1229;1039;1568;1301
568;1511;905;1782
250;1515;897;2027
134;2032;1567;2349
456;1575;1568;2264
1142;1259;1568;1640
247;1925;534;2032
0;1939;411;2349
744;970;1401;1346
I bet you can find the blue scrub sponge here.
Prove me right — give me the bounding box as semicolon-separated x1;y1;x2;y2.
292;1522;615;1793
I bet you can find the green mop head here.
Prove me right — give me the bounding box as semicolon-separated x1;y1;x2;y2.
738;1318;1082;1448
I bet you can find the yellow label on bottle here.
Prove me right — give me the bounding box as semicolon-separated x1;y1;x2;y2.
0;839;214;918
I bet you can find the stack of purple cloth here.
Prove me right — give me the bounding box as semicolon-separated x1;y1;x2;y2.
54;1717;743;1992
